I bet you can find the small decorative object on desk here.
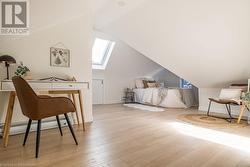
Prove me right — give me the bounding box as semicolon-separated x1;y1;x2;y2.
15;62;32;80
0;55;16;80
123;88;135;104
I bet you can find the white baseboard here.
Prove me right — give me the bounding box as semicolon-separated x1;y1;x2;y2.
0;118;71;137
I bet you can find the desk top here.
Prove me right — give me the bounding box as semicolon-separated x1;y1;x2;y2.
1;80;88;84
0;79;90;91
0;89;83;92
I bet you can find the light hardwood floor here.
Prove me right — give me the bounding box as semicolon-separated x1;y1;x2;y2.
1;104;250;167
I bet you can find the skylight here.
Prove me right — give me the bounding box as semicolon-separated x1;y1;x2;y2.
92;38;115;70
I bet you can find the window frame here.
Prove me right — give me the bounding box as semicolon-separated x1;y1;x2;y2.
92;38;115;70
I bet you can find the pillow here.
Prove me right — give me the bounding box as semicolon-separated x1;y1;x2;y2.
143;80;156;88
219;89;242;100
147;82;157;88
155;82;163;88
135;79;144;88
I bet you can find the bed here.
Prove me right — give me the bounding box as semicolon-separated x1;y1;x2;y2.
133;87;196;108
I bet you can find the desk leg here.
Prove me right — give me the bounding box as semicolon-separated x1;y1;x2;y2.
3;91;16;147
71;94;80;126
2;103;10;140
78;90;86;131
237;105;246;124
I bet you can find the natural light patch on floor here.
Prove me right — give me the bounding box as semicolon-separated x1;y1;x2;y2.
170;122;250;153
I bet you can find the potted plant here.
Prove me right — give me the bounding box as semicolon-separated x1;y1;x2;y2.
15;62;31;80
242;92;250;105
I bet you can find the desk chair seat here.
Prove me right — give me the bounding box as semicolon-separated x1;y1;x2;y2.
12;76;78;158
207;89;242;122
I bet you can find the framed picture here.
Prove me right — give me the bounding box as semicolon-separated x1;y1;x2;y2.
50;47;70;67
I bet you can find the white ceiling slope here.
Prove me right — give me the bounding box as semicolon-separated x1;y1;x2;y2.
93;0;149;29
94;0;250;88
31;0;89;33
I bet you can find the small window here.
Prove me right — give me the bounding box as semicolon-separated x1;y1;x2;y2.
181;79;192;89
92;38;115;70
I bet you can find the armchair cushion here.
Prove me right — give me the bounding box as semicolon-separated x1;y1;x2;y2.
219;89;242;100
209;98;240;105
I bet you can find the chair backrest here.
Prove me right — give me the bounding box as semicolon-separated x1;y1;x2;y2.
12;76;38;119
219;88;242;100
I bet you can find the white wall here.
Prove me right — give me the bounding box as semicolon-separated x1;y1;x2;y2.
96;0;250;88
152;69;180;87
0;0;93;125
93;32;200;105
94;0;250;114
93;32;163;104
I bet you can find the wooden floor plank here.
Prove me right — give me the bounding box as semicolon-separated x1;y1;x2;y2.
0;104;250;167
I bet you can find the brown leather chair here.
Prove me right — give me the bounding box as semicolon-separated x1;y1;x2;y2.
12;76;78;158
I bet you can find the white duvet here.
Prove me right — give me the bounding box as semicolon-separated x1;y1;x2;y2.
134;88;195;108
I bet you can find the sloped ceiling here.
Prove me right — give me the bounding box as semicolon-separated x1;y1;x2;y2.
93;0;149;29
30;0;90;33
93;0;250;88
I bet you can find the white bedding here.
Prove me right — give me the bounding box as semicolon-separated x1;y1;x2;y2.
134;88;195;108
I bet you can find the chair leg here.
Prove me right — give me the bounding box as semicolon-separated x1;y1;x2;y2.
238;105;246;124
228;104;233;121
207;100;212;116
64;113;78;145
225;104;232;123
36;120;41;158
23;119;32;146
229;104;231;114
56;116;63;136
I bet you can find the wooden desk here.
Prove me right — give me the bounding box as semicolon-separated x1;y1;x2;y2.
1;80;89;147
